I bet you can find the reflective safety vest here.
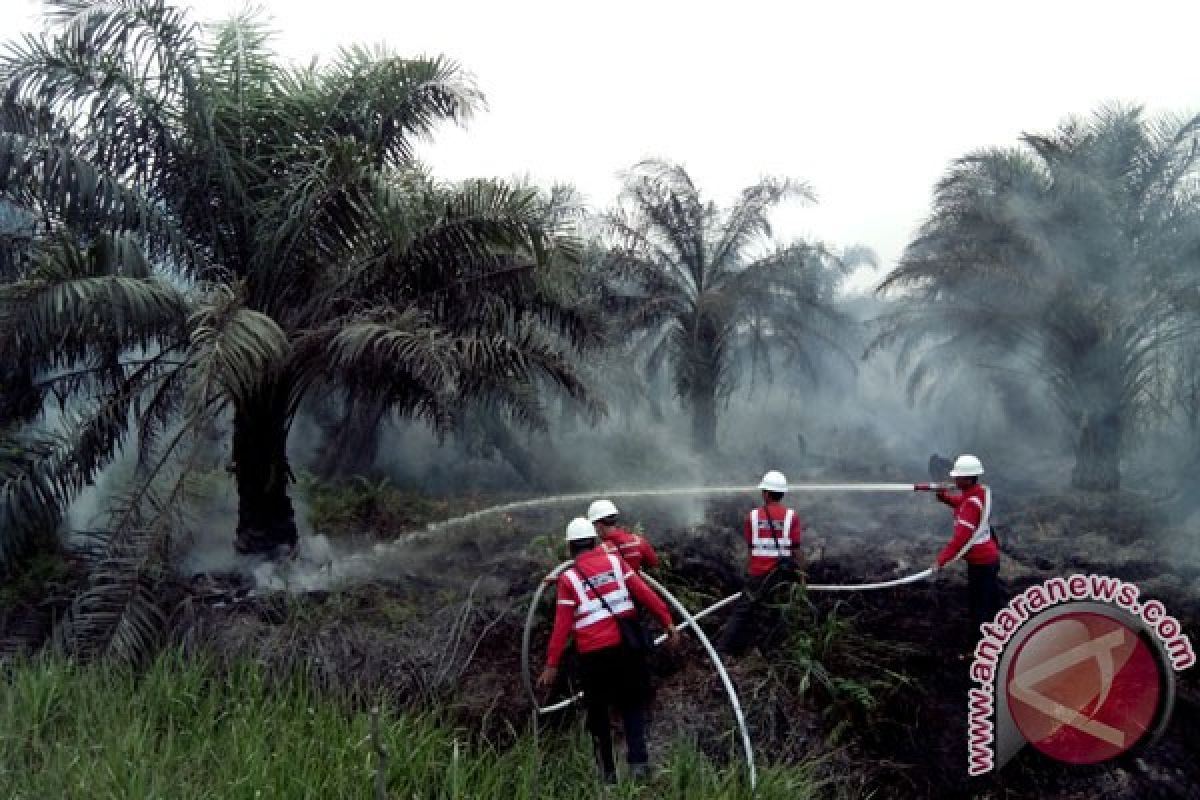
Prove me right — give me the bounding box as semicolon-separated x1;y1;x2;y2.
750;507;796;558
963;487;993;549
602;527;658;572
935;484;1000;567
563;552;635;631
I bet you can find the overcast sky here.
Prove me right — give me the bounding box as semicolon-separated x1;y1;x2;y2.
15;0;1200;289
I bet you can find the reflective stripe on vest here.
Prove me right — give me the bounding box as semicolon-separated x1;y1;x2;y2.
565;553;634;629
750;508;795;558
604;537;643;555
964;487;993;548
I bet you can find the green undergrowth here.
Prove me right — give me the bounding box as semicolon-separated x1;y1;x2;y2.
0;544;71;611
300;473;499;538
773;590;915;734
0;652;858;800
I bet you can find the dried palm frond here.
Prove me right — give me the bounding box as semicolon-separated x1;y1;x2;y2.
54;525;171;668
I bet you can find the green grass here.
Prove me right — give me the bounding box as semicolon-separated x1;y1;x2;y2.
0;653;853;799
299;473;504;539
786;593;913;695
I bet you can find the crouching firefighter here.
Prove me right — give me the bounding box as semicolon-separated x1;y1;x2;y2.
719;470;805;657
929;454;1001;637
538;518;680;783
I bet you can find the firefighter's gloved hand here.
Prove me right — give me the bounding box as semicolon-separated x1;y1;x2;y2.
537;666;558;691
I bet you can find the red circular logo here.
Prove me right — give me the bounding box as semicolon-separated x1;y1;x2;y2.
1005;611;1162;764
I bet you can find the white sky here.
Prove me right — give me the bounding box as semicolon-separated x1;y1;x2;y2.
15;0;1200;290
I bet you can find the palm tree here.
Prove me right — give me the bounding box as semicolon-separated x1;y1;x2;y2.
873;106;1200;491
604;160;864;452
0;1;596;561
308;184;606;481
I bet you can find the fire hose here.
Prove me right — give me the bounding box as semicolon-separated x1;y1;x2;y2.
519;480;971;789
520;565;957;791
521;565;943;713
650;567;937;645
415;483;953;543
520;563;757;788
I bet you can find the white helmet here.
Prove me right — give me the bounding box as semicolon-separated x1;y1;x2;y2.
758;470;788;494
587;499;619;523
565;517;598;542
949;454;985;477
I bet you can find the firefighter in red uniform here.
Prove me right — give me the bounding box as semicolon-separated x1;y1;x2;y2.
587;499;660;572
930;454;1001;636
719;470;805;656
537;518;679;783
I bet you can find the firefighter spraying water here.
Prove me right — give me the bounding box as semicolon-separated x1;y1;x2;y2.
928;454;1002;645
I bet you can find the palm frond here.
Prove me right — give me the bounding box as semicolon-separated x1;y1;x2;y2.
54;526;170;668
0;234;189;377
710;175;814;270
0;132;198;263
314;47;481;167
0;428;65;567
323;309;458;392
875;107;1200;447
185;283;288;411
0;378;144;571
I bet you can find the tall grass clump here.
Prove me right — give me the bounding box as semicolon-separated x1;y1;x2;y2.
0;652;856;799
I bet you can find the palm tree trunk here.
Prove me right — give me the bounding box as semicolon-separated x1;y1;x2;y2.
1071;410;1121;491
480;414;541;488
690;382;718;453
314;398;385;478
232;392;298;554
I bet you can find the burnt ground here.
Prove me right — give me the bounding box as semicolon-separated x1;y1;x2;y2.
648;491;1200;799
6;487;1199;799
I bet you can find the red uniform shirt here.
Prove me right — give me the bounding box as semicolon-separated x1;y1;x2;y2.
601;527;659;572
545;547;672;668
936;484;1000;567
743;501;802;577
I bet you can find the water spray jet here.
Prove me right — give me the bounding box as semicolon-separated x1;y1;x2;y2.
252;481;954;591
